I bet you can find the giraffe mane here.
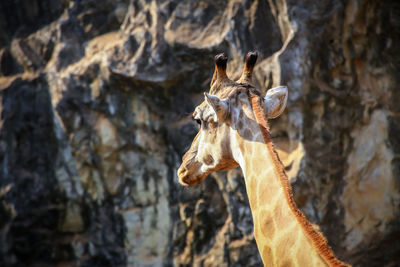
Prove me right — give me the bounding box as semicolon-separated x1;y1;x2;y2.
249;93;349;267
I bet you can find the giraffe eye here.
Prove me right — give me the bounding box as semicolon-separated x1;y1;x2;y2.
192;115;202;126
192;113;202;127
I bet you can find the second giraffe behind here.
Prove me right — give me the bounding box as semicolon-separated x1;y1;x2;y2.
177;52;349;267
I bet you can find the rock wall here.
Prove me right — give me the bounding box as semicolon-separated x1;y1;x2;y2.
0;0;399;266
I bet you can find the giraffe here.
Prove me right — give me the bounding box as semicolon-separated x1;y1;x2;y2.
177;52;349;266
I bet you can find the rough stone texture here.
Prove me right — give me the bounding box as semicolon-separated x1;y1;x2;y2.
0;0;399;266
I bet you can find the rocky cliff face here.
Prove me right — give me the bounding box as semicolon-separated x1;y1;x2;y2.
0;0;399;266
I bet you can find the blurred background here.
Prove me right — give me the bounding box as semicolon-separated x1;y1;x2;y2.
0;0;399;266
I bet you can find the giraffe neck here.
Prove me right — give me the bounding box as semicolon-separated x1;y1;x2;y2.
229;95;347;266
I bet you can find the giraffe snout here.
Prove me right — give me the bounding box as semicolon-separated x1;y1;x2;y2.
177;166;193;186
177;163;206;186
177;166;188;179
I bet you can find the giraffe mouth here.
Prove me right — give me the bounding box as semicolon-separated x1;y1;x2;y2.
177;166;208;186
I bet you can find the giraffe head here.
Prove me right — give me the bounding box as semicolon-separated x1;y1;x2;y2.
177;52;288;186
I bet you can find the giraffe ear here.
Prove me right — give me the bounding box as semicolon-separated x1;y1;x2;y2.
263;86;288;119
204;93;230;122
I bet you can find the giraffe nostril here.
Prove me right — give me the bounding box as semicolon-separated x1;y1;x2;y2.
178;167;192;186
177;166;188;178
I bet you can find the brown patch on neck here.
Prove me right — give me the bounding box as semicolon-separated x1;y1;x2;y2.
249;94;349;267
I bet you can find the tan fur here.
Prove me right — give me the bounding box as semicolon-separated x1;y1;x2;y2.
250;94;349;267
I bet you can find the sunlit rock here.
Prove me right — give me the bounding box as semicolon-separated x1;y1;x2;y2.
341;110;400;250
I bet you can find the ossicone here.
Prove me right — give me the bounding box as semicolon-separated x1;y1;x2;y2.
238;51;258;84
210;52;232;90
